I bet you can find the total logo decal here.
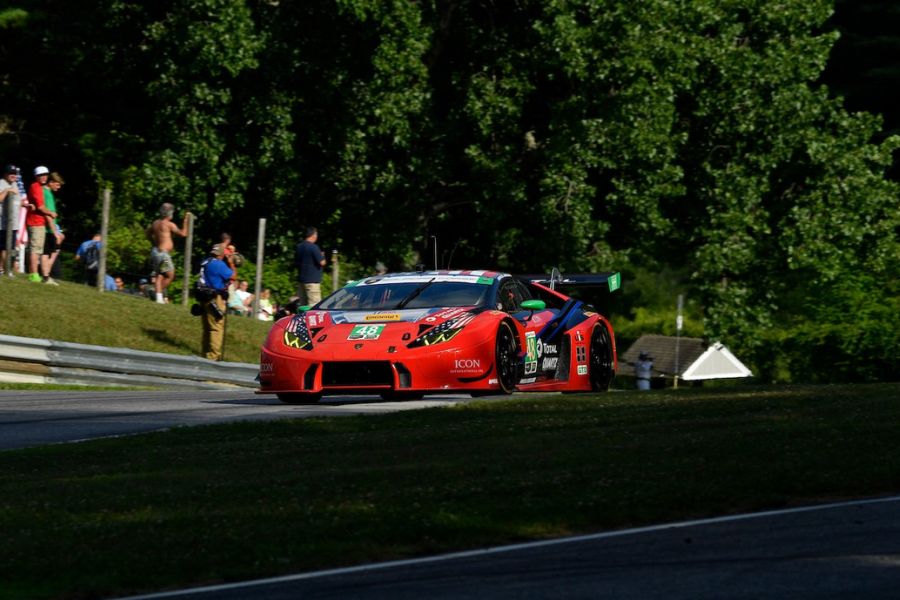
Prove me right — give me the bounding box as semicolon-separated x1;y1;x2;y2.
537;338;559;371
452;358;482;373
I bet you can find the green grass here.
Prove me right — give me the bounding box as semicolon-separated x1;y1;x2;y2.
0;275;270;364
1;383;899;599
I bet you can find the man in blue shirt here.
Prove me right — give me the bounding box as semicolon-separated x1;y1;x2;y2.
198;243;234;361
294;226;326;306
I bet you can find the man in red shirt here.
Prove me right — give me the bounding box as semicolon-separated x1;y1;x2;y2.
24;166;56;283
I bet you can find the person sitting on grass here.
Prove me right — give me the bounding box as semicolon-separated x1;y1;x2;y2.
227;279;253;316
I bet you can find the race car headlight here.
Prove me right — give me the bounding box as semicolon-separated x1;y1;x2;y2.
408;318;465;348
282;315;314;351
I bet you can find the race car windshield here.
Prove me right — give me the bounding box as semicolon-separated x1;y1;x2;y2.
395;278;435;309
319;281;490;310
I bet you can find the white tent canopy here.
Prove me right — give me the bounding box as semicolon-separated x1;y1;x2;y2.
680;342;752;380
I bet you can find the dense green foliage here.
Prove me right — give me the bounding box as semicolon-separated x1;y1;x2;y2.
1;1;898;382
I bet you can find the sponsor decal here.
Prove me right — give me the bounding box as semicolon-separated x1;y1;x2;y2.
519;377;536;384
454;358;481;369
433;307;467;321
452;358;482;373
283;330;310;350
577;365;588;375
542;357;558;370
356;274;489;286
283;315;312;349
524;332;538;375
575;331;584;342
259;361;274;374
306;312;325;327
365;313;401;321
540;341;558;356
348;324;385;340
489;378;498;385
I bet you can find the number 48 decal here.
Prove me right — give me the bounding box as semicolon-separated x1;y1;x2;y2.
348;325;385;340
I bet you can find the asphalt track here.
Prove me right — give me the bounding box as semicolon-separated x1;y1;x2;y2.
0;389;474;451
118;495;900;600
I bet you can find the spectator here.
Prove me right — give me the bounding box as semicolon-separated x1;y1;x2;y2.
375;261;387;275
40;172;65;285
138;277;155;300
196;243;233;361
0;164;22;276
294;226;326;306
103;273;117;291
634;351;654;391
257;288;275;321
145;202;190;304
24;166;53;283
227;279;254;316
75;233;102;285
219;232;244;291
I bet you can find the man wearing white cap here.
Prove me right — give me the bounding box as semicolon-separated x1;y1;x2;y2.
24;166;56;283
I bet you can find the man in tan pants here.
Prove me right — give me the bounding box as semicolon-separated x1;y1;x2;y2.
197;244;233;361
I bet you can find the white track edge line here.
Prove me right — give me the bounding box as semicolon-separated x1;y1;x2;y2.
117;494;900;599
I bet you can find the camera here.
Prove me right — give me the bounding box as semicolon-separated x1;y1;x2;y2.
208;300;224;320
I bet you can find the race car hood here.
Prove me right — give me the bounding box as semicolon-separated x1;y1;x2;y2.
269;306;486;354
304;306;477;326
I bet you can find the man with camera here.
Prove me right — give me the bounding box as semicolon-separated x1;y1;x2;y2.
194;243;233;361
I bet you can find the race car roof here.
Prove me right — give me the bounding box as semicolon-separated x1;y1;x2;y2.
349;270;505;286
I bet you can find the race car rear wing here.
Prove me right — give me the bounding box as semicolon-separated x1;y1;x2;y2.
518;269;622;293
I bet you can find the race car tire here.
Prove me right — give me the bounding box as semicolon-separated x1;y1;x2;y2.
589;323;615;392
379;392;425;401
495;321;519;394
277;392;323;405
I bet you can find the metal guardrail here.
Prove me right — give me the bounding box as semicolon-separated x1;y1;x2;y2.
0;334;258;390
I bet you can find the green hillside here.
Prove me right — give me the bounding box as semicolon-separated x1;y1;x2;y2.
0;276;269;364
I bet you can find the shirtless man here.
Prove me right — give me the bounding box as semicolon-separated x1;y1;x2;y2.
146;202;191;303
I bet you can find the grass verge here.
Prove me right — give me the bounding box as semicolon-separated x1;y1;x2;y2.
0;275;270;364
1;383;899;599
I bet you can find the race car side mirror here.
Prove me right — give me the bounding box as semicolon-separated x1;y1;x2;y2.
519;299;546;321
298;305;311;312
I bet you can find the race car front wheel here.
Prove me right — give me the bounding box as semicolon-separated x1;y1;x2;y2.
277;392;323;405
495;321;518;394
589;324;615;392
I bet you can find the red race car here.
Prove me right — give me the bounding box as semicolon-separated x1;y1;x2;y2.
258;270;619;404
